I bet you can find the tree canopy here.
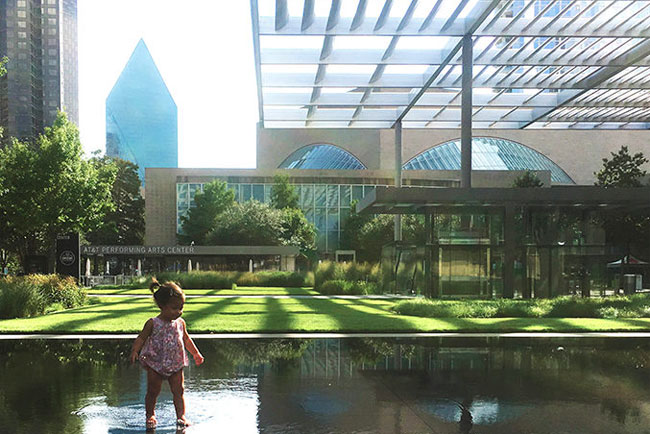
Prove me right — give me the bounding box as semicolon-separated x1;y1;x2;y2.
595;146;648;187
593;146;650;262
0;112;115;271
86;155;145;245
207;201;283;246
341;203;423;262
178;179;234;245
512;170;544;188
270;173;299;209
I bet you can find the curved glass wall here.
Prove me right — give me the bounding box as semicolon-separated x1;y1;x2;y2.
279;144;366;170
403;137;574;184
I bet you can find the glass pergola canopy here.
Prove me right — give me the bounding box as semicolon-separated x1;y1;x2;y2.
252;0;650;129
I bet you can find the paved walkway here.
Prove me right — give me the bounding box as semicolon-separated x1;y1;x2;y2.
2;332;650;340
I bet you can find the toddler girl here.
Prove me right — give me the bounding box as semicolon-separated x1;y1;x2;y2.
130;278;204;430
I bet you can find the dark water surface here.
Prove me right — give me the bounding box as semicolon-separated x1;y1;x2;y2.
2;337;650;433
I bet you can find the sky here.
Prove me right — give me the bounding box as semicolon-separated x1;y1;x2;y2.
78;0;258;168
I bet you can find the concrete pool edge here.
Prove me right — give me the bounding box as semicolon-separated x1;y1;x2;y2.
3;331;650;339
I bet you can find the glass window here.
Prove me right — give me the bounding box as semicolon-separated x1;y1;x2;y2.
301;184;313;207
17;10;26;17
241;184;252;202
363;185;375;196
327;231;339;252
278;144;366;170
340;208;350;229
315;208;326;230
352;185;363;203
304;208;315;225
315;185;326;207
327;208;339;231
253;184;265;202
340;185;351;207
326;185;339;208
317;233;327;251
18;21;26;28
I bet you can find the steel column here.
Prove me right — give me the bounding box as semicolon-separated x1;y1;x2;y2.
461;34;473;188
394;120;402;241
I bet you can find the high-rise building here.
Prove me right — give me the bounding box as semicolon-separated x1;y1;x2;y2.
106;39;177;182
0;0;78;139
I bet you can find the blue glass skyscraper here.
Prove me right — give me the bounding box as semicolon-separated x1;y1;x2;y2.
106;39;177;182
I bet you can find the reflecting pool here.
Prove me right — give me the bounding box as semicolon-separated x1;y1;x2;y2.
2;337;650;433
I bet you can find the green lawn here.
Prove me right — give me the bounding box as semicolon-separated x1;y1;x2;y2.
86;287;318;296
2;296;650;333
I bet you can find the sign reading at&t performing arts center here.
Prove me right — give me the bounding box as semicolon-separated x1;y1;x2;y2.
80;245;300;256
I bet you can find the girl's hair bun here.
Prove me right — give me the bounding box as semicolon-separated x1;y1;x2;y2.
149;277;161;293
150;278;184;308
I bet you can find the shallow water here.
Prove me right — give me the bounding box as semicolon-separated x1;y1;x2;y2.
2;337;650;433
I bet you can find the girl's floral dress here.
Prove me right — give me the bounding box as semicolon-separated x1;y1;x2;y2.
139;316;189;377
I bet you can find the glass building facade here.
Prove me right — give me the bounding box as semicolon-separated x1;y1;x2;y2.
383;206;620;299
279;144;367;170
0;0;78;139
176;182;377;252
403;137;574;184
106;39;177;182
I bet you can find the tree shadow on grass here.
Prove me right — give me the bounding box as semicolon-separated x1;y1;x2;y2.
180;297;241;327
293;297;416;333
262;297;294;331
43;302;157;332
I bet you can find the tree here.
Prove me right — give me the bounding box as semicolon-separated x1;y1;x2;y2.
280;207;316;253
594;146;650;292
206;201;316;253
0;56;7;141
86;154;145;245
270;173;299;209
270;173;315;255
0;112;115;271
595;146;648;187
178;179;234;245
207;201;283;246
341;203;424;262
512;170;544;188
0;56;7;77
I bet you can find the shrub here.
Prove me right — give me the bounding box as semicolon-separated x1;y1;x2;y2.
391;294;650;320
319;280;379;295
0;274;85;319
23;274;85;307
0;278;47;319
148;271;309;289
313;261;380;290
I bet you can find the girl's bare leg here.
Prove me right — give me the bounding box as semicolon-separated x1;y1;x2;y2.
168;369;190;425
145;368;164;421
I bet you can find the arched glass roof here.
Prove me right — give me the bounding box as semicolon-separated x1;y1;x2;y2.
403;137;574;184
278;144;367;169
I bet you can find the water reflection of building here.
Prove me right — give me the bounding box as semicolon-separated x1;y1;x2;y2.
254;338;650;433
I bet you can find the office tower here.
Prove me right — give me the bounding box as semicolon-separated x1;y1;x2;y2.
0;0;78;139
106;39;177;182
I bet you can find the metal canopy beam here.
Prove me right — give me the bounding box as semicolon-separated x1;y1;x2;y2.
252;0;650;129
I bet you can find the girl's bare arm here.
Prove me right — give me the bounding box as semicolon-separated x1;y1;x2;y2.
181;319;204;365
130;319;154;363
